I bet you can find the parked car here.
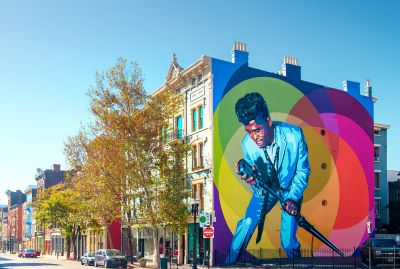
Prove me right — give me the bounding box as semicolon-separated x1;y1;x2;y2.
17;249;24;257
22;249;38;258
35;250;41;257
81;252;95;266
360;238;400;265
94;249;127;268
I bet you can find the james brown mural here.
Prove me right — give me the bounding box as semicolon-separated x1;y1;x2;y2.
213;71;373;265
226;92;310;262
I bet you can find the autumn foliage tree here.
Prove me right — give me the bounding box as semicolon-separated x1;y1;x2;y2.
65;131;126;249
64;58;189;264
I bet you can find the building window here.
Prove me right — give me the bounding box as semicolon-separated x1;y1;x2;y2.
192;184;197;200
197;74;202;82
374;146;380;162
374;172;380;189
176;116;183;139
192;145;198;169
199;106;204;129
191;105;204;133
192;182;204;210
375;199;381;217
192;142;205;170
199;143;204;167
191;77;196;86
199;183;204;210
374;129;381;136
192;109;198;132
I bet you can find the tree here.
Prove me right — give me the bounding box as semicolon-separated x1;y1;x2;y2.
33;186;95;259
65;131;126;249
64;58;190;265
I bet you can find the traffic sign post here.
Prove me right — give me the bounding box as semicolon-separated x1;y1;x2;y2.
203;227;214;239
367;220;372;269
199;211;211;228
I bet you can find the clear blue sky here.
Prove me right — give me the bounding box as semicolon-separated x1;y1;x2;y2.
1;0;399;204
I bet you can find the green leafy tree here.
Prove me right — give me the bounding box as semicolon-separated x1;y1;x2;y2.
33;186;95;259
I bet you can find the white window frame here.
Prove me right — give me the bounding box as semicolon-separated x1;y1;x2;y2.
374;171;381;189
374;198;381;217
374;145;381;162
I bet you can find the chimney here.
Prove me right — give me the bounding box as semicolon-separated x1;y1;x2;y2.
364;79;372;97
282;56;301;81
231;41;249;66
342;80;360;96
53;164;61;172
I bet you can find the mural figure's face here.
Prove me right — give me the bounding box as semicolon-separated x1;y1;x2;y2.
244;118;273;148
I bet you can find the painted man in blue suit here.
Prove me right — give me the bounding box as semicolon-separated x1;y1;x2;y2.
226;92;310;263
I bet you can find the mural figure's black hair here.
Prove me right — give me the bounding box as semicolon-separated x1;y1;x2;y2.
235;92;270;125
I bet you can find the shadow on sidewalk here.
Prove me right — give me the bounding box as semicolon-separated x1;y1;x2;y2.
128;262;210;269
0;262;60;267
0;257;11;261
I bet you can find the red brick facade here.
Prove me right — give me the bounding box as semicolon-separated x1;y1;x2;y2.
7;205;23;243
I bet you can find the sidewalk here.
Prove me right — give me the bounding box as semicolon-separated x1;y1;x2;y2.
127;260;369;269
128;261;210;269
41;253;77;263
0;252;370;269
1;251;77;263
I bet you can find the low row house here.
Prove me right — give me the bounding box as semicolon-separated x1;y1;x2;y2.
6;190;26;252
23;185;36;249
32;164;120;259
0;205;7;251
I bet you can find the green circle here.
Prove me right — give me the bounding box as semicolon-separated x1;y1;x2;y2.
199;216;207;223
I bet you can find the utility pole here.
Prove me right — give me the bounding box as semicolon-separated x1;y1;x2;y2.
191;199;199;269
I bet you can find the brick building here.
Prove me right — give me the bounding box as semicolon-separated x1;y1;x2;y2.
33;164;65;255
6;190;26;252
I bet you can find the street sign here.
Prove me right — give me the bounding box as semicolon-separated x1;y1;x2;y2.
367;221;372;234
199;211;211;228
199;211;206;228
203;226;214;239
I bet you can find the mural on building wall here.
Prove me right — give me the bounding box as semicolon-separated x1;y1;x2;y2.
213;68;374;263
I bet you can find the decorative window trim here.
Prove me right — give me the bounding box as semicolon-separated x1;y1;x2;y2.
190;104;205;133
191;141;205;171
191;181;204;210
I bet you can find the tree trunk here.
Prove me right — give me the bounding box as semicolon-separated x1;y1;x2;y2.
72;235;77;260
74;225;81;260
66;238;71;258
106;224;114;249
153;228;160;267
127;226;134;264
162;227;166;256
125;209;134;264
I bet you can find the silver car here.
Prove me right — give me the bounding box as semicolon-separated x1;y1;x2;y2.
81;252;95;266
94;249;127;268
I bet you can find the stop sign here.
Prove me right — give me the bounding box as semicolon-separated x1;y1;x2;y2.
203;226;214;238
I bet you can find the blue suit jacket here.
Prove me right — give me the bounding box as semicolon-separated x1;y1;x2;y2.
242;121;310;202
226;122;310;264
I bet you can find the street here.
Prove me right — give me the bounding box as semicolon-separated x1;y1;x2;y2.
0;252;84;269
2;252;397;269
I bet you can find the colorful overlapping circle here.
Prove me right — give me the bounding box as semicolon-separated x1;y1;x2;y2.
214;77;373;255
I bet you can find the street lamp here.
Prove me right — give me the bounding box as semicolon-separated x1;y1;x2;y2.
191;199;200;269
